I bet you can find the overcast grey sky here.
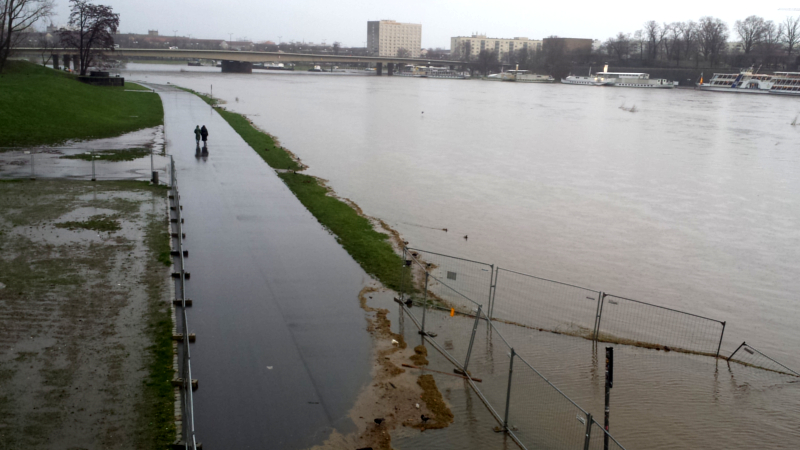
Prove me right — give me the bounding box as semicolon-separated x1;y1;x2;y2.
50;1;796;48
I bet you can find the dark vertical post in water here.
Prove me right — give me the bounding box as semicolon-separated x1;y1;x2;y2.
716;321;726;358
376;62;383;76
604;347;613;450
462;304;482;372
583;412;593;450
399;247;407;303
594;292;606;341
503;348;515;431
487;264;495;320
420;272;429;335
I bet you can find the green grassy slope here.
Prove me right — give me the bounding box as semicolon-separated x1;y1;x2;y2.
0;61;163;147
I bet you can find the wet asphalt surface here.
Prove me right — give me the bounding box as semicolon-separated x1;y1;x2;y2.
155;85;373;449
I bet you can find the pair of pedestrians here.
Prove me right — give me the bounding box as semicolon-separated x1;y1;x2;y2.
194;125;209;145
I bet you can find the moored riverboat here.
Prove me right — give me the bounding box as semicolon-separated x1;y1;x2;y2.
695;67;773;94
597;71;674;88
561;74;613;85
500;70;555;83
768;72;800;96
398;65;466;79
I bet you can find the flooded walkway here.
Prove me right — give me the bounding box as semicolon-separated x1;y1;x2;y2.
154;85;373;449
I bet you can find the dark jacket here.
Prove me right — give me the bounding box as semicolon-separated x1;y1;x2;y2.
194;127;201;140
200;126;208;141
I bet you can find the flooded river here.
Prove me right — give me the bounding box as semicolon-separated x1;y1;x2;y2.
121;64;800;448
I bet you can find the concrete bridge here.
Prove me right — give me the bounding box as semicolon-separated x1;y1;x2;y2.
13;47;464;75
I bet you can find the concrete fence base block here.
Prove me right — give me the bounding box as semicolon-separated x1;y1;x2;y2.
172;333;196;343
170;233;186;239
170;250;189;257
171;378;198;390
173;299;193;306
168;195;174;199
172;441;202;450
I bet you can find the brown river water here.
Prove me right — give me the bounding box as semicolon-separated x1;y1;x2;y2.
121;64;800;449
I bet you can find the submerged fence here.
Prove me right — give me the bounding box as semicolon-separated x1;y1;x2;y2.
409;248;727;357
169;158;199;450
399;249;629;450
727;342;799;378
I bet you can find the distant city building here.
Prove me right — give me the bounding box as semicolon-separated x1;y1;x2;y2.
450;35;542;60
148;30;158;36
367;20;422;57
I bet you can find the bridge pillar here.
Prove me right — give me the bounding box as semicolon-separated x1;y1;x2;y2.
52;55;59;70
388;63;394;76
450;65;455;70
376;62;383;76
62;54;70;71
221;60;253;73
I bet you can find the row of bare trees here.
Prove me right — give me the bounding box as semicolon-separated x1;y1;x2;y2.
600;15;800;69
1;0;119;75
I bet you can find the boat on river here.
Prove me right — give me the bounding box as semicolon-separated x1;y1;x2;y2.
500;70;555;83
398;65;466;79
695;67;773;94
563;65;672;88
767;72;800;96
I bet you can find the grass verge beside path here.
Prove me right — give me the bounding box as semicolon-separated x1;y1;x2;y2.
0;61;163;148
179;86;407;291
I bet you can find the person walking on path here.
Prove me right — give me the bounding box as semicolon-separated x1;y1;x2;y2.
200;125;209;144
194;125;201;144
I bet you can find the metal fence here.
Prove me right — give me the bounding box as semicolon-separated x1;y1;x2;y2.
398;250;629;450
169;157;200;450
726;342;799;378
406;249;727;357
0;147;169;183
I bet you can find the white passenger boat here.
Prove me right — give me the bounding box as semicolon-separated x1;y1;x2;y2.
561;74;613;85
500;69;555;83
398;65;466;79
695;67;773;94
596;71;674;88
768;72;800;96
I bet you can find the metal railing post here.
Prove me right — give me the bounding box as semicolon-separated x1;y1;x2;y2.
91;150;96;181
463;304;482;372
727;341;746;362
583;412;593;450
502;348;515;431
29;152;35;180
420;272;429;335
487;264;494;320
715;321;726;358
490;268;501;320
594;292;606;341
399;247;407;303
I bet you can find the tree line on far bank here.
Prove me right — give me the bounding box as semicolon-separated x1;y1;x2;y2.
453;15;800;79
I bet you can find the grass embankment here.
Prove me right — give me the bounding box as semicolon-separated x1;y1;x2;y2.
0;61;163;147
179;87;407;290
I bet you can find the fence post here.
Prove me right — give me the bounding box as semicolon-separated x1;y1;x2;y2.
400;247;407;303
91;150;96;181
502;348;515;431
462;304;482;372
29;152;35;180
594;292;606;341
583;412;593;450
490;268;501;320
170;156;175;188
727;341;746;362
715;321;726;358
487;264;495;320
420;272;429;335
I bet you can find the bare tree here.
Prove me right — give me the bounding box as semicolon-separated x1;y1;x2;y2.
59;0;118;75
0;0;54;72
332;41;340;55
677;21;699;67
605;32;631;61
783;15;800;64
662;22;679;63
643;20;665;61
758;21;784;68
37;29;55;66
396;47;410;58
698;16;728;67
735;15;766;55
473;49;498;75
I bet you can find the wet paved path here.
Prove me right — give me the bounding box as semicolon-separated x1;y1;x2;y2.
154;85;372;449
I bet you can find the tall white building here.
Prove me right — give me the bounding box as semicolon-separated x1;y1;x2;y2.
367;20;422;58
451;34;542;61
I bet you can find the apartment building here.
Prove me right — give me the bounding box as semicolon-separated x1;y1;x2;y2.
367;20;422;58
451;34;543;60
